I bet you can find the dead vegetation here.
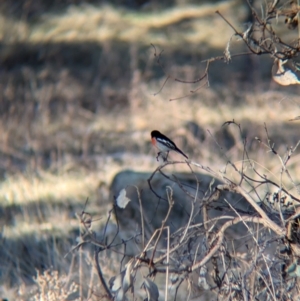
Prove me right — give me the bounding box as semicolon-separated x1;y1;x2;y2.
1;0;300;300
73;120;300;300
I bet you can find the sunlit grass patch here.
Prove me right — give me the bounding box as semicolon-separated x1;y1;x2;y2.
0;170;98;206
3;218;78;239
1;2;239;47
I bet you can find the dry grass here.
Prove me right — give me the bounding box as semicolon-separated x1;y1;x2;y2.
0;2;241;46
0;171;97;206
1;0;300;300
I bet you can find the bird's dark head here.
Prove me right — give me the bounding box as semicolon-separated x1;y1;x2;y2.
151;130;160;138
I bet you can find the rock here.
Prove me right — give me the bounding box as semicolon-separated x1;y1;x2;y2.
109;169;253;255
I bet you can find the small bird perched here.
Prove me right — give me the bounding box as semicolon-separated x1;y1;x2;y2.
151;130;188;161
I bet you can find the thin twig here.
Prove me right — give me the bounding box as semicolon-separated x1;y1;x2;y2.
191;215;285;272
150;186;174;264
94;248;113;300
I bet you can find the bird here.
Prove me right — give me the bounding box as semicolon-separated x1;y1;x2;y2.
151;130;188;161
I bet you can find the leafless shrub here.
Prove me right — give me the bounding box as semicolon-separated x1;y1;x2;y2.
152;0;300;96
69;119;300;301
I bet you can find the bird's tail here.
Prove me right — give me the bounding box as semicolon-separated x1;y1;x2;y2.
175;147;188;159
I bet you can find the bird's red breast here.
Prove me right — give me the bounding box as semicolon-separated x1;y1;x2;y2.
151;137;157;146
